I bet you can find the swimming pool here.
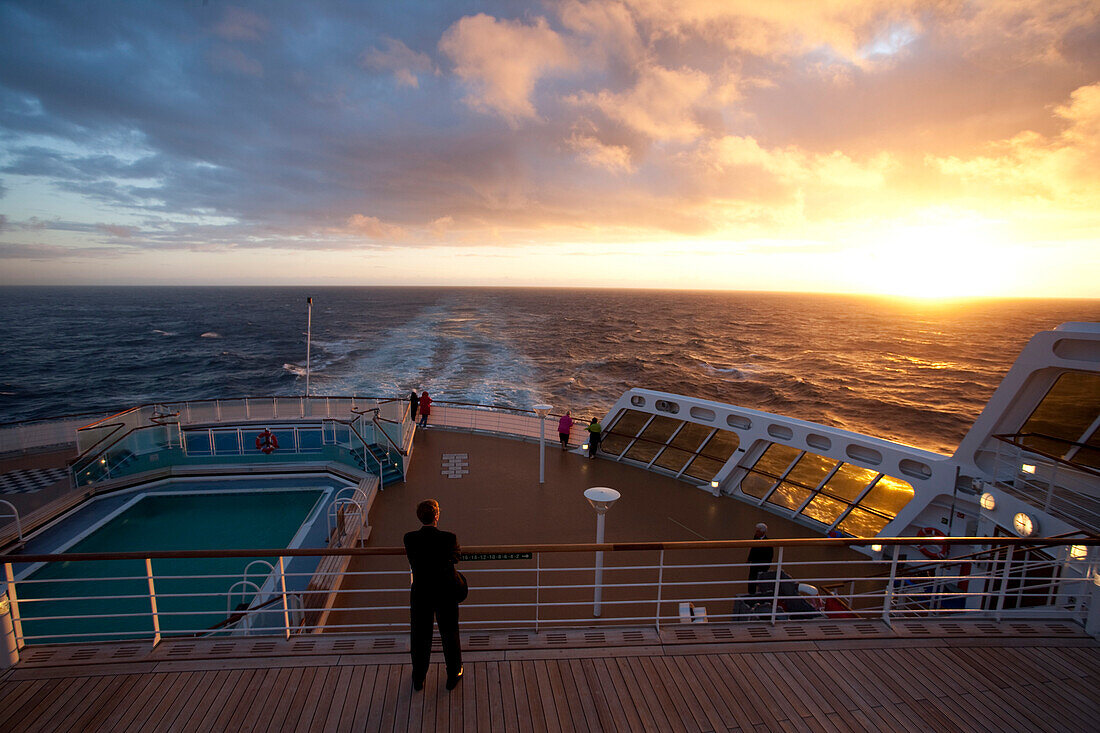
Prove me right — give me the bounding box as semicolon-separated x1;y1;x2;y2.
15;487;331;643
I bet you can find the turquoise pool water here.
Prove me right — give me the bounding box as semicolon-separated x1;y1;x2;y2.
17;489;324;643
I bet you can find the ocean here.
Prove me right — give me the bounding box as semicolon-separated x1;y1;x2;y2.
1;287;1097;455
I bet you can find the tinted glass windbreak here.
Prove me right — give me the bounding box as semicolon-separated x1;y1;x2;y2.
1020;371;1100;463
750;443;801;479
784;453;838;490
668;422;713;451
858;475;914;516
607;409;651;436
837;506;891;536
623;415;682;463
820;463;880;502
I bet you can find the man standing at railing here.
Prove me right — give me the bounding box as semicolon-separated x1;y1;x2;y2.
747;523;772;595
404;499;463;691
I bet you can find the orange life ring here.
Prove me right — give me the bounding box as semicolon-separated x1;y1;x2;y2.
255;429;279;455
916;527;948;560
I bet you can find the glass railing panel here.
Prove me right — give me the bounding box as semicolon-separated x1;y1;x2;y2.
667;422;712;452
213;430;242;455
837;506;891;536
598;433;631;457
784;452;837;490
821;463;880;502
764;483;812;511
297;428;323;453
681;454;726;481
857;475;914;516
606;409;650;437
652;445;693;473
739;471;778;499
276;397;303;419
184;430;212;456
800;494;848;525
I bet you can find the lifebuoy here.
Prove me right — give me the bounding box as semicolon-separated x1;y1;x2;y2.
255;429;279;455
916;527;948;560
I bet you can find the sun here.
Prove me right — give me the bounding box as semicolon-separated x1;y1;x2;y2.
848;219;1022;299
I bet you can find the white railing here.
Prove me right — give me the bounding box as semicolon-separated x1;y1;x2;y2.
2;538;1096;658
0;414;110;455
424;403;590;446
990;438;1100;533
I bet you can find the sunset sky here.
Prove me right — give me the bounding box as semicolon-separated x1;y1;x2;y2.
1;1;1098;297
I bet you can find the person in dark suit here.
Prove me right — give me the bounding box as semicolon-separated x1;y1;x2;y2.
746;523;773;595
404;499;463;691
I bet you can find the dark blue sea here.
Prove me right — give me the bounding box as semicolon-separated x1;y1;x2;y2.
1;287;1097;455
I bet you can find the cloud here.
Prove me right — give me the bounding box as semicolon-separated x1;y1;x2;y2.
439;14;574;122
362;38;434;88
571;63;712;141
930;82;1100;208
567;131;635;173
0;243;124;260
97;223;137;238
212;7;270;42
207;46;264;77
343;214;407;240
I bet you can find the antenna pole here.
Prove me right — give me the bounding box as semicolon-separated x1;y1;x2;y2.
305;297;313;397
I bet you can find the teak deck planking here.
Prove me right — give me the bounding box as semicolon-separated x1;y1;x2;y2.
2;637;1097;732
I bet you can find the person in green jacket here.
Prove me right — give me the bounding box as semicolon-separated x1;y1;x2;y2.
586;417;602;458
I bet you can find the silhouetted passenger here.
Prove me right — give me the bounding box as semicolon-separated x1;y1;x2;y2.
409;390;419;421
404;499;463;691
747;523;773;595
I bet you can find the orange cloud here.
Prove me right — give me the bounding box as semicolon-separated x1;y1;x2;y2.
344;214;407;241
571;63;712;141
439;14;575;122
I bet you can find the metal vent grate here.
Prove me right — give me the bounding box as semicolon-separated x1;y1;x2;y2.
373;638;396;649
1046;623;1076;635
70;648;97;661
167;644;195;657
976;622;1003;635
332;640;356;651
1009;623;1040;635
820;625;843;636
291;640;317;652
111;646;141;659
251;642;276;654
211;643;236;655
546;633;568;645
855;623;879;635
507;634;529;646
469;635;491;647
24;649;57;662
939;623;965;635
623;630;646;642
673;628;696;641
711;627;733;640
903;622;932;635
747;626;771;638
783;626;807;637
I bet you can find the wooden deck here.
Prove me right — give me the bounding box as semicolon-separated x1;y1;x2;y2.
2;622;1097;732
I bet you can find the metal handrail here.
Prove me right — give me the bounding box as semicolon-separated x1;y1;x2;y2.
993;432;1100;478
8;535;1097;564
4;540;1093;648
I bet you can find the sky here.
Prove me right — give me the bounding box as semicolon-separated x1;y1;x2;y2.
0;1;1098;297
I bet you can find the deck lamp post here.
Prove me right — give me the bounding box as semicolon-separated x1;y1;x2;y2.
534;404;552;484
584;486;620;617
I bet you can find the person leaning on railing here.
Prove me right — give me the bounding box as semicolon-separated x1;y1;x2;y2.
747;523;773;595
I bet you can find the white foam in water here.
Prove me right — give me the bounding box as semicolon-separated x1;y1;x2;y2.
308;302;537;407
200;331;221;338
152;329;177;336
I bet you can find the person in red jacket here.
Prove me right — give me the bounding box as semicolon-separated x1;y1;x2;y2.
418;391;431;428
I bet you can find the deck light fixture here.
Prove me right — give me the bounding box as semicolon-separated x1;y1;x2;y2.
870;544;883;553
584;486;620;617
710;479;720;490
980;492;996;511
534;404;552;484
1013;512;1037;537
1069;545;1088;561
1021;464;1036;474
